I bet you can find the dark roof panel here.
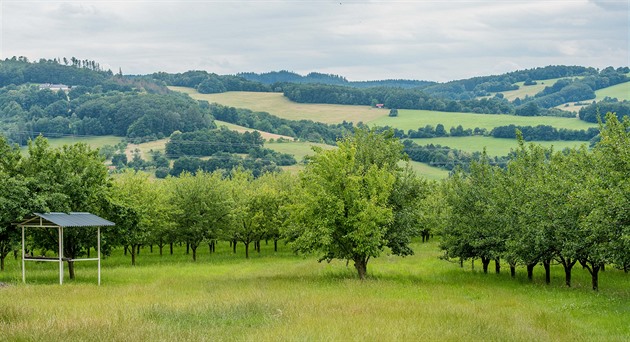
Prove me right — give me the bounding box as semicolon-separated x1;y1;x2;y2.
32;212;115;227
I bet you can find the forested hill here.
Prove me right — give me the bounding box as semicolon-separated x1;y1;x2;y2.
237;70;436;89
0;58;214;144
151;65;629;121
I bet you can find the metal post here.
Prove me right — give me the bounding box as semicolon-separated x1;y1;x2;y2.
97;227;101;286
21;226;25;283
59;226;63;285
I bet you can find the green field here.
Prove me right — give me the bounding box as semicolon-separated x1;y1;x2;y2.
406;160;450;180
412;136;590;157
595;81;630;101
266;140;449;179
1;241;628;341
170;87;386;124
495;77;565;101
20;135;122;153
370;109;597;131
265;140;335;162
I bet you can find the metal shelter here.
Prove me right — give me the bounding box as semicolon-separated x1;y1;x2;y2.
17;212;115;285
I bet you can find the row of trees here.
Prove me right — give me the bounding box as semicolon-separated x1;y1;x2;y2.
209;103;354;144
0;129;431;281
490;124;599;141
165;127;265;157
579;99;630;123
2;121;628;289
440;114;629;290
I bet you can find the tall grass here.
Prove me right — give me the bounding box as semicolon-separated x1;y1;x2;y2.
1;240;627;341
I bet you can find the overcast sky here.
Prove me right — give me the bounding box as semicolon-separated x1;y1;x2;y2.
1;0;628;82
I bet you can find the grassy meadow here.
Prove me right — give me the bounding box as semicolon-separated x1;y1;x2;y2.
170;87;386;124
494;77;565;101
20;135;122;154
595;81;630;101
1;240;628;341
369;109;597;132
411;136;590;157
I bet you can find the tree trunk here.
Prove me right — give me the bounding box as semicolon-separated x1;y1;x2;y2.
159;245;163;256
150;245;153;253
170;242;173;255
624;264;628;273
186;243;190;255
481;256;490;273
495;258;501;274
510;265;516;278
543;259;551;284
233;240;237;254
68;260;75;279
136;245;141;255
527;263;535;281
209;243;212;253
580;260;601;291
87;247;90;258
591;265;600;291
244;242;250;259
124;245;128;256
354;257;368;280
274;239;278;252
131;246;136;266
256;240;261;253
191;245;197;261
14;249;18;260
559;257;577;287
0;255;5;271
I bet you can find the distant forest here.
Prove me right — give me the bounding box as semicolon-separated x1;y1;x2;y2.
152;65;629;120
1;57;629;174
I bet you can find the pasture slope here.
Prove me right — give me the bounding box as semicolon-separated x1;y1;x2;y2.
411;136;589;157
0;241;627;341
171;86;386;124
170;87;600;179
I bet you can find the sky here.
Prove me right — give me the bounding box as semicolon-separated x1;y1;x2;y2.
1;0;628;82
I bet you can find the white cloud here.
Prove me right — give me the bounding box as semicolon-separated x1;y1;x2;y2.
1;0;627;81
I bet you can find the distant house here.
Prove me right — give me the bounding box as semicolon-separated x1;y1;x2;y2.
39;83;70;91
375;104;384;109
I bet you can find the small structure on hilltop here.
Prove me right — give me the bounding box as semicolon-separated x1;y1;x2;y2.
38;83;70;91
17;212;115;285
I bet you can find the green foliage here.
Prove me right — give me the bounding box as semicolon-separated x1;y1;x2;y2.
167;171;233;261
287;128;425;279
440;114;630;289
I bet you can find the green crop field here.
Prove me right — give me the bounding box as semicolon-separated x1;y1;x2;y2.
170;87;386;124
411;136;589;157
595;81;630;101
1;240;628;341
369;109;597;131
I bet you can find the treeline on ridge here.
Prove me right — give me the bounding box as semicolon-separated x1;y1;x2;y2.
0;58;213;144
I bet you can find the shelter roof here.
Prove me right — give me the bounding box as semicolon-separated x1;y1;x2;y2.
18;212;115;227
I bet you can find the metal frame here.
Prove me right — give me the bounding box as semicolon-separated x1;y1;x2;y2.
18;214;108;285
